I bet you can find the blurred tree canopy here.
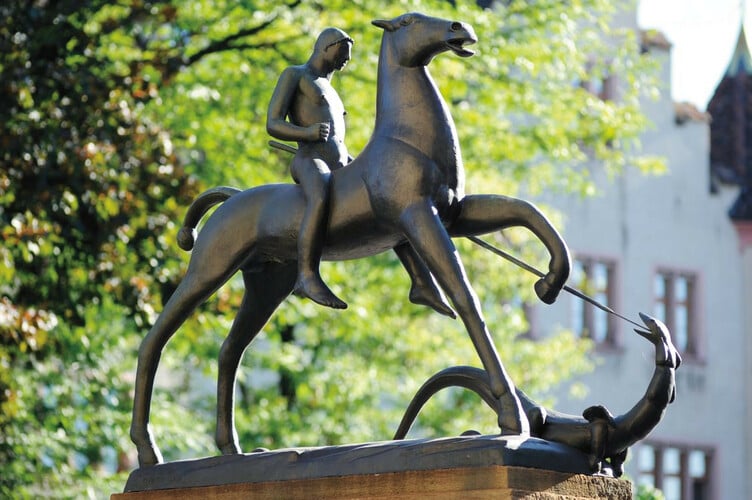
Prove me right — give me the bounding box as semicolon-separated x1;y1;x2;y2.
1;0;660;497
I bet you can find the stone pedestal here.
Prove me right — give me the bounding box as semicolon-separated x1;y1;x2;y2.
114;435;631;499
113;465;630;499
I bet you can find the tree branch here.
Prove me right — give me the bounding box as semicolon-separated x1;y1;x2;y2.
185;0;302;67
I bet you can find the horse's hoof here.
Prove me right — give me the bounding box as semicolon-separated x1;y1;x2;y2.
137;445;164;468
588;455;603;473
132;424;164;467
219;443;242;455
534;273;561;304
497;396;530;436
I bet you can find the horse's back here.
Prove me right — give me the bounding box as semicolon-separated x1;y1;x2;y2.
325;161;405;259
187;184;303;268
191;167;402;267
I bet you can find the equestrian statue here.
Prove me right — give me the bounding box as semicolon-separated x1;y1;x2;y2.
129;12;571;468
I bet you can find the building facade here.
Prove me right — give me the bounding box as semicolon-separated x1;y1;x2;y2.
531;12;752;500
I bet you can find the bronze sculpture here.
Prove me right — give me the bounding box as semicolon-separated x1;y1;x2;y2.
394;313;682;477
266;26;455;317
129;12;571;468
266;27;353;310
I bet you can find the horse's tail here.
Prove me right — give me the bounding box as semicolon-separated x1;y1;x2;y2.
177;186;242;250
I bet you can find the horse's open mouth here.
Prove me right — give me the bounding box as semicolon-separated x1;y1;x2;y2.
447;37;476;57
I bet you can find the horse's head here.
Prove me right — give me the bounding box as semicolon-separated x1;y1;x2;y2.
372;13;477;67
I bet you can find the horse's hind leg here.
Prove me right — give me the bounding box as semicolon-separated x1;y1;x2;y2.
449;194;571;303
215;262;297;455
130;268;232;467
398;200;528;435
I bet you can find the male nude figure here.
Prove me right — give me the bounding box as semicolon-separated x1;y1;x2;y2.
267;28;454;316
267;27;353;309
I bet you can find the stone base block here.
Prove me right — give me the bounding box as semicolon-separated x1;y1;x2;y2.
112;465;631;499
115;435;631;499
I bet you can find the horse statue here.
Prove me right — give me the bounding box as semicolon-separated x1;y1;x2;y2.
130;12;571;468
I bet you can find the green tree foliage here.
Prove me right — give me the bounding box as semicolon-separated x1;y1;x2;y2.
1;0;660;496
0;1;201;495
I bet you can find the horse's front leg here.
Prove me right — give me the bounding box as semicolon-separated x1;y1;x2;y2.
398;200;529;435
448;194;571;304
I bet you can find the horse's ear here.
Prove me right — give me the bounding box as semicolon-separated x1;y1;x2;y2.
372;19;396;32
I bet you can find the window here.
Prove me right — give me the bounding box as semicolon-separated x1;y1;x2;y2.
654;271;699;358
571;257;617;346
580;60;616;101
582;74;615;100
637;443;712;500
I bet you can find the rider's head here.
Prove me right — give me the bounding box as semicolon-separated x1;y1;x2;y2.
314;28;353;71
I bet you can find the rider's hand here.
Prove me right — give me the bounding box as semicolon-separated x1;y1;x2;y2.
307;122;330;142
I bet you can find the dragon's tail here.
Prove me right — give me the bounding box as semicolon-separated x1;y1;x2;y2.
177;186;242;250
393;366;497;440
393;366;545;440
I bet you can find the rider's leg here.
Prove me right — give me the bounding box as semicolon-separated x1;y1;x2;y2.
293;158;347;309
394;243;455;318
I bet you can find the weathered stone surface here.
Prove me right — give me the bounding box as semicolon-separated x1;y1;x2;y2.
123;435;589;491
114;464;631;499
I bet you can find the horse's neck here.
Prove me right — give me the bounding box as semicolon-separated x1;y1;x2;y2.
374;43;464;192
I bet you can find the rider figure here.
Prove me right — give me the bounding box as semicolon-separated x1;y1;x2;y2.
267;28;354;309
267;27;455;316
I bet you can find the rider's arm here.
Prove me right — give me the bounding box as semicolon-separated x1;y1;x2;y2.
267;68;322;142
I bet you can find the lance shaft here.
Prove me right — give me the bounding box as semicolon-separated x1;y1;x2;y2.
468;236;643;330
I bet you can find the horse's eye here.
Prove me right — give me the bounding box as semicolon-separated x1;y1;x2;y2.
400;15;413;26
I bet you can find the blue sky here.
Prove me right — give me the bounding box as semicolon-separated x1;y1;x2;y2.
638;0;744;109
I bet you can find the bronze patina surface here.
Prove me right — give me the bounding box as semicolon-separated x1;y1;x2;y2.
129;12;571;469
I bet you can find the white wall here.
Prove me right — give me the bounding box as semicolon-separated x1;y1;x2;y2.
530;37;748;499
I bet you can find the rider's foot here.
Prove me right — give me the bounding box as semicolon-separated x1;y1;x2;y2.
409;282;456;318
294;276;347;309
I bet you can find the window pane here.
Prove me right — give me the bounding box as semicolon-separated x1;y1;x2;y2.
590;262;612;344
636;444;656;492
638;445;655;471
654;274;666;299
593;262;608;292
693;479;709;500
571;296;584;335
590;76;604;96
571;261;585;335
675;304;688;351
663;477;681;500
663;447;681;474
638;474;655;489
689;450;706;478
654;303;666;322
654;274;667;321
573;260;585;286
593;307;608;343
675;277;688;301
